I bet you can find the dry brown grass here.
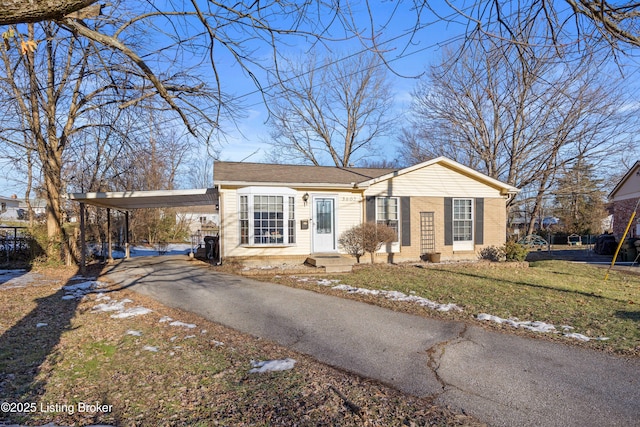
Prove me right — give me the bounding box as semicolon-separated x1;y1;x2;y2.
0;265;482;426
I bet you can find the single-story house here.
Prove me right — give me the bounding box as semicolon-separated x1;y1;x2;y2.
0;195;47;221
214;157;520;264
609;161;640;238
0;195;20;221
175;205;220;237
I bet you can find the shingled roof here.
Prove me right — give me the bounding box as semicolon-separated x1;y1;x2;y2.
214;161;396;186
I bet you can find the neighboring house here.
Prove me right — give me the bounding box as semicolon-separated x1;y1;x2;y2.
609;161;640;238
0;195;20;221
175;205;220;236
214;157;520;264
0;196;47;221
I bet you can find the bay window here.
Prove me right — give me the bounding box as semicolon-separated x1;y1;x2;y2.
238;187;296;246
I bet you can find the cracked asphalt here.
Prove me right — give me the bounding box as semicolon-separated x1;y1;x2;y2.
103;256;640;427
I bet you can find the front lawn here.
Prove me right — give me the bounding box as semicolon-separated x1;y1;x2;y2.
269;260;640;356
0;266;479;426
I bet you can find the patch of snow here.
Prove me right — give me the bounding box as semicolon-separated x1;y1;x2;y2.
249;358;296;373
92;299;132;313
61;280;108;300
330;283;461;312
0;271;52;289
212;340;224;347
476;313;610;341
126;330;142;336
169;320;196;329
477;313;557;333
563;332;610;342
184;335;196;339
159;316;173;323
143;345;158;352
563;332;591;342
111;307;152;319
317;279;341;286
92;298;151;319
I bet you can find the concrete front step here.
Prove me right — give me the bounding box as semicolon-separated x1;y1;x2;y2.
306;253;356;273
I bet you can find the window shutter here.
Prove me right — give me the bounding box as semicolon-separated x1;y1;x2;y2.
475;198;484;245
401;197;411;246
366;196;375;222
444;197;453;245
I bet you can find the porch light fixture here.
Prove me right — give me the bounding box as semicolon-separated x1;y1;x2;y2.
302;192;309;205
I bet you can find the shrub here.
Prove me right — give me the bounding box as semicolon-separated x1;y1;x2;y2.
479;245;506;262
339;222;397;264
338;227;365;263
503;240;528;262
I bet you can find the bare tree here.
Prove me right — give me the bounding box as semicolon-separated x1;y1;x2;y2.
0;16;213;259
0;1;352;261
4;1;640;52
187;153;216;189
266;50;395;167
402;32;638;234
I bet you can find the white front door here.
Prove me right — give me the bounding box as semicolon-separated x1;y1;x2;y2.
312;196;336;253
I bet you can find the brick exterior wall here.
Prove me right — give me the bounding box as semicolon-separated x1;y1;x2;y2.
392;196;507;262
612;197;640;238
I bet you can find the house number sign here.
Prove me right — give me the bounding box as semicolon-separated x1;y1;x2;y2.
340;196;360;202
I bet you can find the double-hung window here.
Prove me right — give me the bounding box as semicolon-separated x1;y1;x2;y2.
238;187;296;246
453;198;473;250
376;197;399;242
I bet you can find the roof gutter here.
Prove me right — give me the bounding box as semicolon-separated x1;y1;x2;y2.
215;181;369;189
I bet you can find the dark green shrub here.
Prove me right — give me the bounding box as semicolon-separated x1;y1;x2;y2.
504;240;528;262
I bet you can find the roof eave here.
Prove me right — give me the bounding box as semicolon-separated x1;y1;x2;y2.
609;160;640;199
360;157;520;193
215;181;367;189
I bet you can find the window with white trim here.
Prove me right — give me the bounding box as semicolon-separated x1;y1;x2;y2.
376;197;399;242
238;187;296;245
453;198;473;247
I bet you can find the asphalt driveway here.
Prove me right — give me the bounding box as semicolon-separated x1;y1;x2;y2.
102;256;640;427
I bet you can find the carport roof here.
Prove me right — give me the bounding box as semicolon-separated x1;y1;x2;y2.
67;188;218;210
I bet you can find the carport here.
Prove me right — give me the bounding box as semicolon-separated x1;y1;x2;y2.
67;188;218;273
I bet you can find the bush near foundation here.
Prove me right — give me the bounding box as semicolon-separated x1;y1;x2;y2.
339;222;397;264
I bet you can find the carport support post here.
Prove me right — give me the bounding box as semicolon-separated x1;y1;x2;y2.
107;208;113;262
79;202;86;275
125;211;130;258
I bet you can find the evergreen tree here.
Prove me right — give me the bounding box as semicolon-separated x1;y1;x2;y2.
552;160;608;235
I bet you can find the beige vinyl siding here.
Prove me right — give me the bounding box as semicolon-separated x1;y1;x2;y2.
612;168;640;201
220;187;364;259
365;163;505;198
335;192;363;243
221;188;307;258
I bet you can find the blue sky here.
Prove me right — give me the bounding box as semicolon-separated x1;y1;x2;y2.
203;1;469;165
2;1;640;197
0;1;467;196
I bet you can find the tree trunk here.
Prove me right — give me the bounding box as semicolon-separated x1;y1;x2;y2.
42;153;66;260
0;0;97;25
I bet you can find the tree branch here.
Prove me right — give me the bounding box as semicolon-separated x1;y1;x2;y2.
58;17;198;136
0;0;98;25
